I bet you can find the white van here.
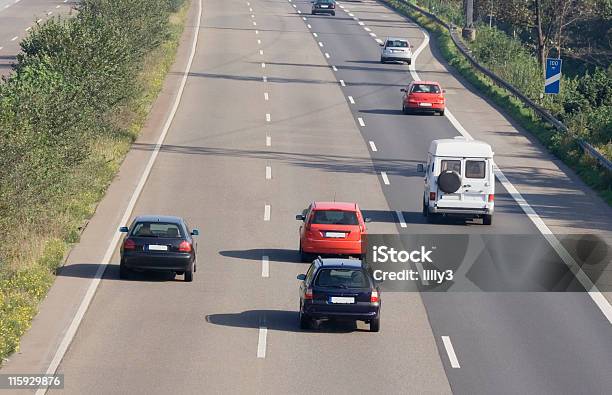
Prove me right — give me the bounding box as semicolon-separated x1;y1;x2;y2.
417;137;495;225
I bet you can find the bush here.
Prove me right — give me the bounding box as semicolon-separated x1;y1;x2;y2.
0;0;188;362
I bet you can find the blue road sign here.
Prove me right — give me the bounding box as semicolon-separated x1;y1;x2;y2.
544;58;562;94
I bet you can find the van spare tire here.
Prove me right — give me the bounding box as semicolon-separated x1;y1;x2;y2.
438;170;461;193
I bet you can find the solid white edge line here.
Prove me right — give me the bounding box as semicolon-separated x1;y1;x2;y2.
35;1;204;393
357;117;365;127
257;327;268;358
261;256;269;278
409;28;612;324
264;204;271;221
442;336;461;368
265;166;271;180
369;141;377;152
395;210;407;228
413;261;429;285
324;52;330;58
348;95;355;104
339;79;345;87
381;171;390;185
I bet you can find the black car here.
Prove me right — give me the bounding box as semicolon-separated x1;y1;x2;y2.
119;215;199;281
297;258;381;332
311;0;336;16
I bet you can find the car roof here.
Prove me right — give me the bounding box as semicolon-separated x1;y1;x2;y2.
312;201;358;211
315;258;364;269
428;137;494;158
386;37;408;42
133;215;184;224
412;80;440;86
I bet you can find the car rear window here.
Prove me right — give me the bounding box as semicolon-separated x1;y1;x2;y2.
386;40;408;48
311;210;359;225
131;222;182;238
441;160;461;174
315;269;370;288
465;160;486;178
411;84;441;93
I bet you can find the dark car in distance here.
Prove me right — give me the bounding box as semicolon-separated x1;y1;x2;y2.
311;0;336;15
297;258;381;332
119;215;199;281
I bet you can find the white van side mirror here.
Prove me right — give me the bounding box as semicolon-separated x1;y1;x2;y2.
417;164;425;173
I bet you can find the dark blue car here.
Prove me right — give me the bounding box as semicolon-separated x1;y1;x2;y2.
297;258;381;332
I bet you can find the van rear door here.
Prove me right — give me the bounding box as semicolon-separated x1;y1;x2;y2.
461;158;490;205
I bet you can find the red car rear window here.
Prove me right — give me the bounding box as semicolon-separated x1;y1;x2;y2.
411;84;441;94
311;210;359;225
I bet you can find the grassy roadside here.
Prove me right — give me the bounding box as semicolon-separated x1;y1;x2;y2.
0;0;191;363
381;0;612;205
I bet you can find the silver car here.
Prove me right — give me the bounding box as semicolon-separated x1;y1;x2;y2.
380;37;412;64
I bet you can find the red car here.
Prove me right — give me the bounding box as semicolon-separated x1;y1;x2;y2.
401;80;446;115
296;202;370;262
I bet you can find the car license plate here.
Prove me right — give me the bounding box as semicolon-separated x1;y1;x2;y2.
330;297;355;304
320;4;328;7
419;102;432;107
325;232;345;238
147;244;168;251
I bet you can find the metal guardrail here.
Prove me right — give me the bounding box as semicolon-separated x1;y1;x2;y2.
393;0;612;173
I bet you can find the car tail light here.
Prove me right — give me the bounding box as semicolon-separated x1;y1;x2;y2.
370;290;379;303
331;4;335;8
488;194;494;202
178;241;192;252
304;288;313;300
430;192;436;201
123;239;136;250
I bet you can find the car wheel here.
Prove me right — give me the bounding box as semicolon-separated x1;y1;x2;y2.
176;271;184;275
299;243;310;262
331;11;335;16
439;109;445;116
311;11;315;15
299;311;312;330
406;59;412;65
370;318;380;332
119;263;130;279
426;213;438;224
483;214;493;225
380;57;386;63
184;265;194;282
422;200;428;217
402;104;409;114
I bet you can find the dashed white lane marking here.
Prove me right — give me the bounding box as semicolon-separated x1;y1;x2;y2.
339;79;346;87
259;49;264;55
0;47;3;51
348;13;354;16
266;135;271;146
442;336;461;368
332;65;338;71
25;26;32;31
257;39;261;44
358;21;365;26
357;117;365;127
251;14;255;18
47;11;52;15
348;95;355;104
261;256;270;278
35;0;204;391
247;1;250;5
297;10;301;14
324;53;330;58
364;27;371;32
292;4;296;7
376;38;384;44
307;24;312;29
302;17;306;21
264;205;271;221
266;166;272;180
249;7;253;11
266;113;271;122
318;42;324;47
313;32;318;37
257;327;268;358
395;211;407;228
263;76;267;82
353;17;359;21
264;92;269;101
55;5;60;8
11;36;18;41
37;18;42;23
253;21;257;26
255;29;259;34
369;141;377;152
369;32;377;37
381;171;390;185
261;62;266;68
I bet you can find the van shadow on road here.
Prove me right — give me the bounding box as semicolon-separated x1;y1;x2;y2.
205;310;366;333
219;248;302;263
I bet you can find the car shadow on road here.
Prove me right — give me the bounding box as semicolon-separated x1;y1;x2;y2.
205;310;366;333
56;263;181;282
219;248;303;263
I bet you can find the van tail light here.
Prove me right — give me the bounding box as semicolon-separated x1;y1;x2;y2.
178;241;192;252
123;239;136;250
488;194;494;202
304;288;313;300
370;290;380;303
430;192;436;201
331;3;335;8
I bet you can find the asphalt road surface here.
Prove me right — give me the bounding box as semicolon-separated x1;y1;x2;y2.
3;0;612;394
